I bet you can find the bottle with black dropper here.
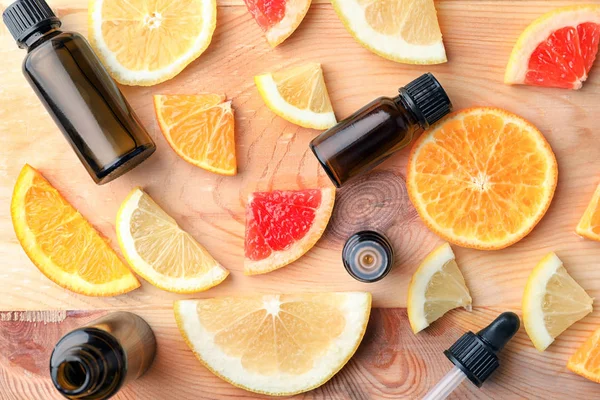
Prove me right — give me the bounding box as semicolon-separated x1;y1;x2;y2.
50;312;156;400
2;0;155;184
310;73;452;188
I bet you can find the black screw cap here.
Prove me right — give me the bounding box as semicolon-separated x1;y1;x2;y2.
2;0;61;48
399;73;452;127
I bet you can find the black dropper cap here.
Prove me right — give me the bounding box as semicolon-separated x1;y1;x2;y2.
398;73;452;128
2;0;61;48
444;312;520;387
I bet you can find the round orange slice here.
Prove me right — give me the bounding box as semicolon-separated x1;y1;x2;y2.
11;164;140;296
407;107;558;250
154;94;236;176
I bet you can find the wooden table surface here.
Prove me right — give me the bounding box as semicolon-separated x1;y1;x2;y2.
2;0;600;398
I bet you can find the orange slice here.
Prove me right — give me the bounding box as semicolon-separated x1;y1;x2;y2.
568;326;600;383
88;0;217;86
576;181;600;241
243;0;312;47
244;188;335;275
407;107;558;250
154;94;236;176
10;165;139;296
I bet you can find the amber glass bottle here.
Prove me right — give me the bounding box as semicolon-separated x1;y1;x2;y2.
2;0;155;184
310;73;452;187
49;312;156;400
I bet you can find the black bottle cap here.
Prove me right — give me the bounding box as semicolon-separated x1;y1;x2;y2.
2;0;61;48
399;73;452;127
444;312;520;387
342;231;394;283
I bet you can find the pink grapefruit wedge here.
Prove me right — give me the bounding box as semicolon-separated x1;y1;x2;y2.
243;0;312;47
505;5;600;89
245;188;335;275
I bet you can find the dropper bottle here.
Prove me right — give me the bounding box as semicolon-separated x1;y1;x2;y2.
310;73;452;187
423;312;521;400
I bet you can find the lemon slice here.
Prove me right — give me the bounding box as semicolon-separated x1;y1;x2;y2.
331;0;446;64
116;187;228;293
255;63;336;129
88;0;216;86
523;252;593;351
576;181;600;241
174;292;371;395
407;243;472;334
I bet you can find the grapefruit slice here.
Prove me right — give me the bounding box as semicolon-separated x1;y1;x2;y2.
174;292;371;395
243;0;312;47
244;188;335;275
505;5;600;89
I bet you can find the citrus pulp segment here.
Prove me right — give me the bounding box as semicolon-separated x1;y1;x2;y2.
11;164;140;296
116;187;229;293
522;252;593;351
255;63;337;129
154;94;237;176
505;5;600;89
88;0;217;86
174;292;371;395
407;107;558;250
568;326;600;383
244;188;335;275
407;243;472;334
576;181;600;241
243;0;312;47
330;0;446;64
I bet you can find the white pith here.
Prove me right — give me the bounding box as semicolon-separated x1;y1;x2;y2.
89;0;216;84
116;188;228;291
174;292;371;395
331;0;446;64
505;6;600;85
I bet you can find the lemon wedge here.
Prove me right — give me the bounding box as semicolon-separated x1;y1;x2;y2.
255;63;336;129
174;292;371;395
407;243;472;334
523;252;593;351
116;187;228;293
331;0;446;64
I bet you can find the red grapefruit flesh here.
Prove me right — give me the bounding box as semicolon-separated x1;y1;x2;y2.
243;0;312;47
505;5;600;89
244;188;335;275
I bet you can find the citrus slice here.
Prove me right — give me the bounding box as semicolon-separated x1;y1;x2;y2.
88;0;217;86
116;187;228;293
243;0;312;47
407;243;472;334
407;107;558;250
174;292;371;395
154;94;236;175
244;188;335;275
11;164;139;296
255;63;336;129
505;5;600;89
523;252;593;351
567;326;600;383
330;0;446;64
576;181;600;241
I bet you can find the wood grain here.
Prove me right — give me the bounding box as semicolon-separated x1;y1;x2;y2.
1;307;600;400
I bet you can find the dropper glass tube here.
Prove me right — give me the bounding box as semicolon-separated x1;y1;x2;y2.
422;366;466;400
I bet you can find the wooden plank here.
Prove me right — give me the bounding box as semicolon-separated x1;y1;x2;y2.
1;307;600;399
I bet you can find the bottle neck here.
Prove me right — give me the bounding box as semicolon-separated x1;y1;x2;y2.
53;347;104;396
394;90;428;130
22;27;60;50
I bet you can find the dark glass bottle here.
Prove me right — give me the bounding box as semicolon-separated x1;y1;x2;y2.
342;231;394;283
2;0;155;184
310;73;452;187
50;312;156;400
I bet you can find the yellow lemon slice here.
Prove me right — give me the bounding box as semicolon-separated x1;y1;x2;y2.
88;0;217;86
116;187;228;293
331;0;446;64
523;252;593;351
255;63;336;129
174;292;371;395
407;243;472;334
